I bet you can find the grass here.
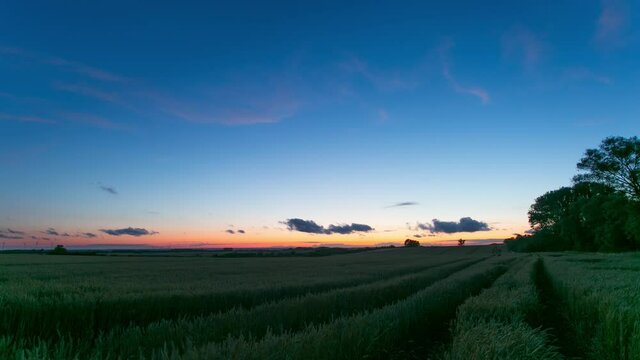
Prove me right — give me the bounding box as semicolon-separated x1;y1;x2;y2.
0;247;474;341
0;246;638;359
89;256;486;359
541;253;640;360
440;256;561;360
159;256;511;360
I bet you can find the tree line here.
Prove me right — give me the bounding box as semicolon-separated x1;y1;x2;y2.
505;136;640;252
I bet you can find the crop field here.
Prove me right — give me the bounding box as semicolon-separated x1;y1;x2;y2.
0;247;638;359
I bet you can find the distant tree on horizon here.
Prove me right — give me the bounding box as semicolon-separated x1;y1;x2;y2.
404;239;420;247
49;244;68;255
457;239;465;246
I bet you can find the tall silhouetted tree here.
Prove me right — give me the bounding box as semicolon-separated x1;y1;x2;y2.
573;136;640;200
508;136;640;252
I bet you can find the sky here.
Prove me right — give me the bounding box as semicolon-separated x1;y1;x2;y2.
1;0;639;249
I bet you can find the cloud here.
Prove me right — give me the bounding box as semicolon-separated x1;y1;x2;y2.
43;228;59;236
416;222;432;231
63;112;127;130
595;0;628;48
6;228;24;235
53;82;121;104
237;229;245;234
99;185;118;195
502;26;546;71
0;113;56;124
415;217;492;234
3;47;299;128
0;47;125;82
563;67;612;85
340;57;417;92
0;233;22;239
146;81;299;126
283;218;326;234
283;218;374;235
326;223;374;234
440;41;489;104
225;229;235;234
386;201;419;208
413;234;423;238
100;227;158;236
0;47;127;82
80;232;97;238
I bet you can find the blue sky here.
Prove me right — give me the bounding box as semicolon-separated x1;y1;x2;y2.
1;0;639;248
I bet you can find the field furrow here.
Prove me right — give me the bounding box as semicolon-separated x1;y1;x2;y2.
0;249;472;342
540;254;640;360
85;256;486;359
439;256;561;360
150;257;512;360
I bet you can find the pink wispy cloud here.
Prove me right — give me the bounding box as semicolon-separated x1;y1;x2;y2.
502;26;547;71
0;47;127;82
53;82;122;103
0;113;56;124
143;84;299;126
61;112;128;130
4;47;299;127
563;67;612;85
440;41;490;104
340;57;418;92
595;0;629;49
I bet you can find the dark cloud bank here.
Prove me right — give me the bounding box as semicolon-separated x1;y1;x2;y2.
100;227;157;236
284;218;374;235
416;217;491;234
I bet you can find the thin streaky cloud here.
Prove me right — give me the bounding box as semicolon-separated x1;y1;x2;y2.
53;82;121;104
0;47;127;82
99;185;118;195
62;112;128;130
386;201;419;208
145;89;299;126
0;113;56;124
0;233;22;240
340;56;418;92
440;42;490;104
563;67;612;85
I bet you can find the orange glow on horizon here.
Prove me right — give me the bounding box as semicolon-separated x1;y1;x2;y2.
16;225;523;249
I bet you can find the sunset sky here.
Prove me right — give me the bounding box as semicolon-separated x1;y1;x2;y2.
1;1;639;248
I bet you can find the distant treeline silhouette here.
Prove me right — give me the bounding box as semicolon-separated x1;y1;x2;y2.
506;136;640;252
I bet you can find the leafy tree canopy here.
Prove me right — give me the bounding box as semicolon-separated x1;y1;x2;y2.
573;136;640;199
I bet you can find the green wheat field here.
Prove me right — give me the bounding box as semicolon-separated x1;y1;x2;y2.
1;247;639;359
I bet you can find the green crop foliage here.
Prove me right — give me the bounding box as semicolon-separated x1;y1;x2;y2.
1;247;638;360
441;257;561;360
542;253;640;360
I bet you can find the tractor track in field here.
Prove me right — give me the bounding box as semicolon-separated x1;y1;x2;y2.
534;257;584;360
387;257;517;360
